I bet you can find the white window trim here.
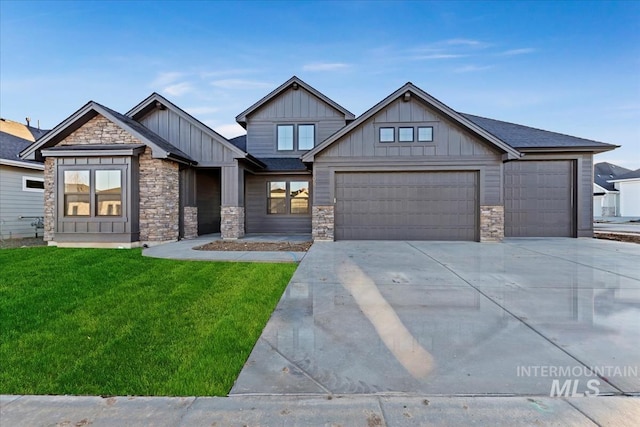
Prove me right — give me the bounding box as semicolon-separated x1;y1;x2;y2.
22;176;44;193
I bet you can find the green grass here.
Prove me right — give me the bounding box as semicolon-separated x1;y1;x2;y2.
0;247;296;396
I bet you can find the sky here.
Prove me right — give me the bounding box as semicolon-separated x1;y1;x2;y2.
1;0;639;168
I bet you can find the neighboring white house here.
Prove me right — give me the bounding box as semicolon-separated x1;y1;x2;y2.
593;162;632;218
0;119;47;239
608;169;640;218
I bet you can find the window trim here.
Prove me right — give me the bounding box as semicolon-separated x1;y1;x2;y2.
297;124;315;151
398;127;414;143
379;127;395;143
22;176;44;193
277;123;316;151
277;124;295;151
418;126;434;142
377;123;437;144
266;180;310;215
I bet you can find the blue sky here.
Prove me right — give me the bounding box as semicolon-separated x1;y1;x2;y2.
1;0;639;167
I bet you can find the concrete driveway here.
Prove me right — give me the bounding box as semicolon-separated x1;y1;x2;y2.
231;238;640;396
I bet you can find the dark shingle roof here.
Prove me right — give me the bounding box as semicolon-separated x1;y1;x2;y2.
28;126;49;141
461;113;615;149
258;157;309;172
229;135;247;151
0;131;44;166
609;168;640;181
594;162;631;191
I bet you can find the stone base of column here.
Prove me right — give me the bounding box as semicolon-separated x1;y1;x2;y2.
480;205;504;242
312;205;335;241
221;206;245;239
183;206;198;239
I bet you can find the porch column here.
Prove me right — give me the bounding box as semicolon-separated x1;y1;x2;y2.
220;163;245;239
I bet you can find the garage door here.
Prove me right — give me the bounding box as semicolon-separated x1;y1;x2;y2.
335;171;478;240
504;161;574;237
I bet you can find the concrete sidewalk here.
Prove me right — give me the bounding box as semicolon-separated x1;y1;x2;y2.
2;394;638;426
142;233;310;262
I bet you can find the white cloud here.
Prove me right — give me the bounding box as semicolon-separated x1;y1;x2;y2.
213;123;246;139
499;48;537;56
163;82;193;97
454;65;493;73
445;38;486;47
302;62;350;72
151;71;185;87
185;106;220;116
210;79;273;89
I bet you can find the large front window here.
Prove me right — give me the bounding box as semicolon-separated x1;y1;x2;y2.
267;181;309;215
63;169;123;217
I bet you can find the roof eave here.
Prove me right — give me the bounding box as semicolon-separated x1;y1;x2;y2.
518;145;620;154
0;158;45;170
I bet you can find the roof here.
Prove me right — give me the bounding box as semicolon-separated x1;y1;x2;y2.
0;118;48;142
462;114;617;152
20;101;196;165
608;168;640;182
257;157;309;172
0;130;44;169
235;76;355;128
594;162;631;191
303;82;522;162
229;135;247;151
126;92;248;159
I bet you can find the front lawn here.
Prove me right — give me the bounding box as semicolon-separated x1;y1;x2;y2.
0;247;296;396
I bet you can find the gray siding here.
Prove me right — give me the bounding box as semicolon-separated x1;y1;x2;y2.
0;165;44;239
313;97;503;207
139;109;237;166
245;86;347;157
55;156;139;242
245;174;312;234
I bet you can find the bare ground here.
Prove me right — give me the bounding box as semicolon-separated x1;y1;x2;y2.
195;241;313;252
594;233;640;244
0;237;47;249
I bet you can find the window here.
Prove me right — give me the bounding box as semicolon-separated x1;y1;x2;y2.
379;127;394;143
298;125;315;150
268;181;287;214
95;170;122;216
398;127;414;142
418;126;434;142
64;170;90;216
62;169;124;218
22;176;44;192
277;125;294;151
267;181;310;215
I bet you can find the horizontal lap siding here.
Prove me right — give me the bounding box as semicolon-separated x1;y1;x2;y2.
245;174;311;233
0;166;44;238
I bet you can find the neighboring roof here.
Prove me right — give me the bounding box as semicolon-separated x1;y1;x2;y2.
462;114;617;152
0;118;48;142
303;82;522;162
594;162;631;191
608;168;640;182
126;92;248;159
235;76;355;128
229;135;247;151
0;130;44;170
257;157;309;172
20;101;196;165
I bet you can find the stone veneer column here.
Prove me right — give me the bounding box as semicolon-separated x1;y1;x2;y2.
138;148;180;243
221;206;245;239
480;205;504;242
183;206;198;239
43;158;55;242
312;205;335;241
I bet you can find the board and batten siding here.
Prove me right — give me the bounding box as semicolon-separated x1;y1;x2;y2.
245;86;348;158
139;109;237;166
313;97;503;206
245;174;312;234
0;165;44;239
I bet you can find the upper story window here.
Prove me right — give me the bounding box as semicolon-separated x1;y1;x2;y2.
398;127;414;142
277;125;294;151
379;127;395;143
418;126;434;142
378;124;435;144
277;124;315;151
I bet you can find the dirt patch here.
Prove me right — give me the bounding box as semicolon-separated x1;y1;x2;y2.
195;240;312;252
594;233;640;244
0;237;47;249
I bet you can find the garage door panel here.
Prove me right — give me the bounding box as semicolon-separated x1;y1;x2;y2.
335;171;478;240
504;161;574;237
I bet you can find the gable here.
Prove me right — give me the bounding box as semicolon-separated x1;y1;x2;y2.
248;86;346;121
137;107;239;166
318;97;501;159
58;114;144;147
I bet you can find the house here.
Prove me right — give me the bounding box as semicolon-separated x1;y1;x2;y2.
607;169;640;217
0;119;48;239
20;77;618;247
593;162;631;217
